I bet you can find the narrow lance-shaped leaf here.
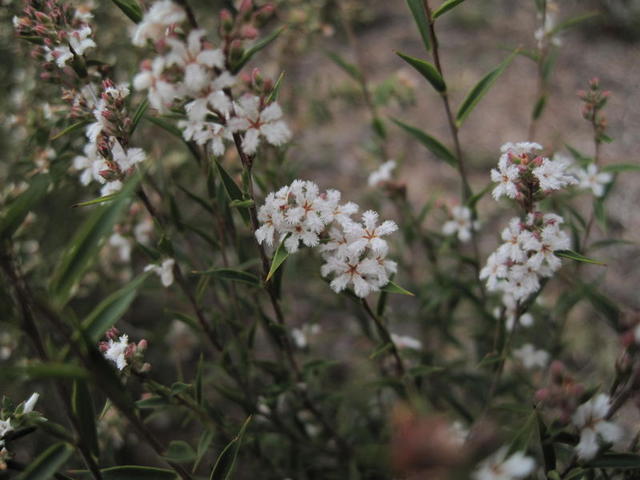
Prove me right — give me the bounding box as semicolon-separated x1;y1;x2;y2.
16;442;74;480
89;465;177;479
433;0;467;19
395;51;446;92
405;0;431;51
50;120;91;141
192;268;260;287
380;280;414;296
325;50;362;83
554;249;605;266
233;26;285;73
456;50;518;126
391;118;457;167
72;380;100;460
209;416;252;480
129;98;149;135
110;0;143;23
82;271;151;342
49;174;140;307
215;161;250;224
265;236;289;282
0;174;50;240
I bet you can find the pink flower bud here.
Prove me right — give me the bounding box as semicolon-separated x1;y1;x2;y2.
534;388;550;402
240;24;258;39
137;339;148;352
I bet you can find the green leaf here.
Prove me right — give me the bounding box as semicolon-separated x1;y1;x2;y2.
405;0;431;51
369;342;392;360
391;118;456;167
209;416;252;480
395;51;446;92
265;237;289;282
554;249;605;266
88;466;177;479
214;161;250;224
547;12;600;37
325;51;362;82
130;98;149;134
192;268;260;287
456;50;518;126
466;182;492;208
50;120;91;141
72;380;100;460
229;199;255;208
433;0;467;19
0;363;88;380
110;0;143;23
16;442;74;480
164;440;197;464
601;163;640;173
0;174;50;240
380;281;414;296
532;94;547;120
82;272;150;342
266;71;285;104
586;453;640;468
193;429;214;473
233;27;285;73
49;175;139;306
72;193;121;208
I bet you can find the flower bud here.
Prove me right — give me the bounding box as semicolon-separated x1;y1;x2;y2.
219;9;234;34
229;39;244;62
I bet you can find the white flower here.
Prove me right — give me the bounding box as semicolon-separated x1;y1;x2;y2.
490;155;520;200
104;334;130;371
72;142;105;186
145;258;175;287
101;180;123;196
291;324;321;349
111;143;146;172
45;45;74;68
533;157;577;192
500;142;543;157
504;264;540;301
68;26;96;56
0;419;13;438
572;394;622;460
442;205;479;242
321;253;390;298
480;252;508;291
22;393;40;414
575;163;612;197
391;333;422;350
368;160;396;187
524;224;570;276
166;30;224;95
513;344;549;369
280;180;327;253
319;189;358;225
133;57;180;113
472;447;535;480
228;96;291;154
497;218;526;263
132;0;187;47
109;233;132;263
343;210;398;257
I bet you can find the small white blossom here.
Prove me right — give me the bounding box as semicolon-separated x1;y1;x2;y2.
368;160;396;187
72;142;105;186
442;205;479;242
491;155;520;200
0;419;13;438
144;258;175;287
321;253;391;298
391;333;422;351
533;157;577;192
134;57;181;113
132;0;187;47
513;344;549;369
575;163;612;197
68;26;96;56
472;447;535;480
343;210;398;257
109;233;132;263
228;96;291;154
101;180;123;196
104;335;130;371
291;324;321;349
480;252;508;291
22;393;40;414
111;142;146;172
572;394;622;460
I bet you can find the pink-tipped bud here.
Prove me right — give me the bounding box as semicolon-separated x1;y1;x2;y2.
534;388;550;402
229;39;244;62
550;360;565;379
240;24;258;39
220;9;234;34
253;4;275;26
137;339;148;352
98;342;109;352
105;327;120;340
239;0;253;14
140;362;152;373
251;67;263;86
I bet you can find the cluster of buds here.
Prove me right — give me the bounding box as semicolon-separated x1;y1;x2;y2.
219;0;276;61
14;0;95;79
535;361;585;424
99;327;149;372
578;78;610;144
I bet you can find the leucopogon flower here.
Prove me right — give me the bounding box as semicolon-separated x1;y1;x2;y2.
442;205;479;242
513;343;549;369
100;328;148;372
574;163;612;197
472;447;535;480
255;180;398;298
368;160;396;187
144;258;175;287
572;393;622;460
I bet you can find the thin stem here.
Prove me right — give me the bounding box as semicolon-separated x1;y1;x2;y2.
174;0;198;29
361;299;406;378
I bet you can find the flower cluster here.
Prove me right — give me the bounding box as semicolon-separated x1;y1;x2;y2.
255;180;398;297
13;1;96;73
491;142;576;204
482;142;574;305
99;328;148;372
572;394;621;460
132;0;290;158
578;77;610;144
